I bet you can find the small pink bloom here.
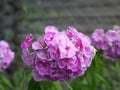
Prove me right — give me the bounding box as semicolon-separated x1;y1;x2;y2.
21;34;33;48
32;36;44;50
106;30;119;42
91;29;105;42
66;26;78;38
22;48;34;65
35;61;50;75
58;33;77;58
36;50;48;60
0;40;9;48
45;26;58;46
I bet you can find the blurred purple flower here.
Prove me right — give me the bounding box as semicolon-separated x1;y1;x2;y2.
91;26;120;60
114;25;120;31
91;28;105;42
106;30;119;42
0;40;14;71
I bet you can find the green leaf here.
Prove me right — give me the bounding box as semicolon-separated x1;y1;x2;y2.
94;50;104;75
28;79;63;90
0;84;5;90
95;73;110;89
28;78;41;90
85;61;96;90
1;75;13;89
53;81;62;90
21;3;28;12
71;74;87;90
64;81;73;90
40;80;54;90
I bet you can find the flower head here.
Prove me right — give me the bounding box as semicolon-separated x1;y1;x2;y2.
91;26;120;60
0;40;14;71
21;26;96;81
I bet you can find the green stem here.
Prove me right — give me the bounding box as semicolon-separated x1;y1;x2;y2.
64;81;73;90
20;66;26;90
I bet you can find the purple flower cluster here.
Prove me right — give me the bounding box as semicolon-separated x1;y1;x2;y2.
0;40;14;71
91;26;120;60
21;26;96;81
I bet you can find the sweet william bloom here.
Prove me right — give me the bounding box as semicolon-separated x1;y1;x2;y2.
32;36;44;50
66;56;81;72
44;26;58;46
21;34;33;48
21;26;96;81
91;29;107;50
21;34;35;65
114;25;120;31
48;45;59;60
106;30;119;42
55;32;77;58
66;26;78;38
91;26;120;60
35;61;50;75
21;48;35;65
0;40;14;71
104;48;119;60
91;28;104;42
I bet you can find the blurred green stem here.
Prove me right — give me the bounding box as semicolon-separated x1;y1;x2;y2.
64;81;73;90
20;66;26;90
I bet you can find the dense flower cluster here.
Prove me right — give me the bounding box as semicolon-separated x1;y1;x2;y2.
0;40;14;71
91;26;120;60
21;26;96;81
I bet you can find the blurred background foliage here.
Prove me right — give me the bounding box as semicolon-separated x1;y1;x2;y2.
0;0;120;90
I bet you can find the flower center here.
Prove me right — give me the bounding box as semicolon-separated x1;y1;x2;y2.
65;46;70;51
